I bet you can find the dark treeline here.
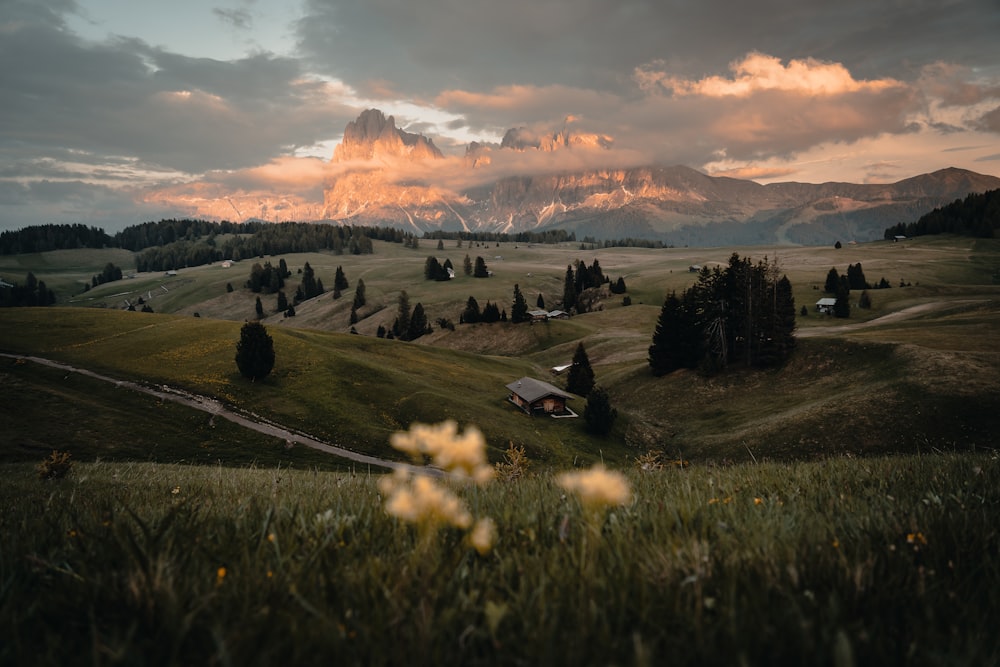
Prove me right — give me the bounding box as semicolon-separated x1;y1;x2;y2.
131;221;391;272
884;189;1000;239
0;224;113;254
421;229;576;245
648;253;796;376
0;272;56;307
581;236;673;249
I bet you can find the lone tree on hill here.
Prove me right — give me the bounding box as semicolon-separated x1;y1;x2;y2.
235;321;275;381
566;342;596;396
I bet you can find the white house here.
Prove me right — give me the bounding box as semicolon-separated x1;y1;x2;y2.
816;297;837;314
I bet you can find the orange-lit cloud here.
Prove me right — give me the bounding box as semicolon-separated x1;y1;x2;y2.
640;52;904;97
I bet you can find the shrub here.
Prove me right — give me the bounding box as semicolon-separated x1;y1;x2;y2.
37;450;73;480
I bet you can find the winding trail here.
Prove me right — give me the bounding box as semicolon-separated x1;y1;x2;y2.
797;299;989;338
2;353;429;474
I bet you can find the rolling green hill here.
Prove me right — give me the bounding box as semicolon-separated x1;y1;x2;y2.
2;236;999;467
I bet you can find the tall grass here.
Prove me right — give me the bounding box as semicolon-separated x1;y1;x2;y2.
2;452;997;665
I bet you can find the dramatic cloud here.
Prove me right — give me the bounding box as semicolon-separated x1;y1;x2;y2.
1;0;999;230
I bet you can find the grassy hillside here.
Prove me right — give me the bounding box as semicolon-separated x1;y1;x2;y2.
2;235;998;468
1;453;997;665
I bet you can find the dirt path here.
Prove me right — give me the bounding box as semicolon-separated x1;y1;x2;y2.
3;353;428;474
797;299;987;338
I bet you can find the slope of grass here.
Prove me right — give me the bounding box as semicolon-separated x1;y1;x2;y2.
1;453;997;665
3;235;998;467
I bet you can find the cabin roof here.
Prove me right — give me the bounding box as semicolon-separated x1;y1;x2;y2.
506;377;574;403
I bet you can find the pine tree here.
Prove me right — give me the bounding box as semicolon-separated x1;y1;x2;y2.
276;290;288;312
648;291;700;375
583;385;617;435
394;290;411;338
463;254;473;276
334;265;349;291
834;280;851;318
566;342;595;396
255;296;264;319
824;267;841;293
474;256;489;277
562;264;577;313
511;284;529;323
407;303;430;340
536;293;545;309
352;279;366;309
235;321;275;381
301;262;318;299
462;296;481;324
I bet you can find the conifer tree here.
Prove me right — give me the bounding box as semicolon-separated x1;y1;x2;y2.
352;279;366;310
562;264;577;313
406;303;431;340
566;342;595;396
537;293;545;309
462;296;481;323
235;321;275;381
463;254;473;276
583;385;617;435
394;290;411;338
648;291;698;375
334;265;349;291
511;284;529;323
824;267;841;293
255;296;264;319
474;256;489;277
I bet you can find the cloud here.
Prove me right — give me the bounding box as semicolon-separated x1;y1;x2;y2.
637;53;903;97
213;7;253;30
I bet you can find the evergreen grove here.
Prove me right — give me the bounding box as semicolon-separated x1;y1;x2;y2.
649;253;796;376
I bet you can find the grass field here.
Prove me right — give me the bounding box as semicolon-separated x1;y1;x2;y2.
2;235;999;466
1;452;997;665
1;234;999;665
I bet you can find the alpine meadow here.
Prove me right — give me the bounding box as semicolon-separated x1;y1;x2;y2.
1;226;999;665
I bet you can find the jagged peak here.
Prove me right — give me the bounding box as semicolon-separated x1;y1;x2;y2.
333;108;444;163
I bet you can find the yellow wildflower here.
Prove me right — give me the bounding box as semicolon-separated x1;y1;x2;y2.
556;464;632;511
469;518;497;556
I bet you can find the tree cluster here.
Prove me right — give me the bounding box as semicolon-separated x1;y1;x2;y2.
420;229;576;245
459;296;506;324
648;253;796;376
389;291;432;341
246;261;286;294
0;224;112;255
91;262;124;288
424;256;454;281
884;188;1000;239
0;272;56;307
561;258;613;313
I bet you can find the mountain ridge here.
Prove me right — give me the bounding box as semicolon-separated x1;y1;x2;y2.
314;110;1000;244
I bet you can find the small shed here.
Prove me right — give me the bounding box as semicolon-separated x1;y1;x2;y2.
547;310;570;320
527;309;549;322
506;377;575;416
816;297;837;314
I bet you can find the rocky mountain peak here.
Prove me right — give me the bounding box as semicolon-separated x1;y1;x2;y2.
332;109;444;163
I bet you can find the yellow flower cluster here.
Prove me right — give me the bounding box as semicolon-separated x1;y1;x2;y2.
379;471;472;530
556;464;632;511
390;420;495;483
380;421;497;555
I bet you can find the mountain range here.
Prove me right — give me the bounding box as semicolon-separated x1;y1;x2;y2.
307;110;1000;244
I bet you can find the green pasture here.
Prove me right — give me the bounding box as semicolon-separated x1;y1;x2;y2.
2;234;999;467
1;453;997;665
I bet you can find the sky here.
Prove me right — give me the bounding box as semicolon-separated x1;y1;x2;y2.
1;0;999;232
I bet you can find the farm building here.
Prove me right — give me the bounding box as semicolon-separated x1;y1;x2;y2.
506;377;576;417
816;297;837;314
